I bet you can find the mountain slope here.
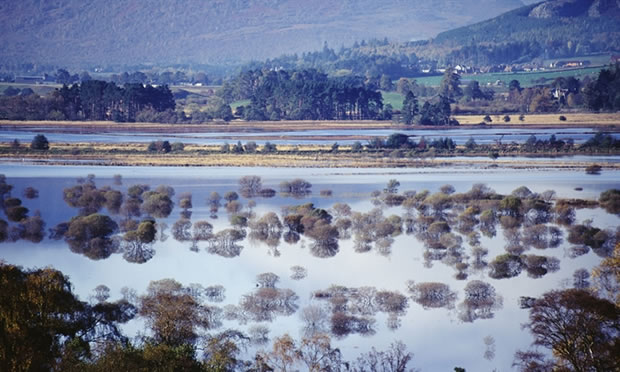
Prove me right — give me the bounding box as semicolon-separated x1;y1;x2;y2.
435;0;620;45
242;0;620;78
0;0;524;67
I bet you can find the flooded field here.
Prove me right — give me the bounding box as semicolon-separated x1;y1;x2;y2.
0;164;618;370
1;127;618;146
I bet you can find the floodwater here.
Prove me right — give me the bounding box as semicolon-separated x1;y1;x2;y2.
1;127;618;145
0;164;618;370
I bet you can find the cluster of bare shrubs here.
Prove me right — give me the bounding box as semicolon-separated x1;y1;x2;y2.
311;285;409;337
221;273;299;323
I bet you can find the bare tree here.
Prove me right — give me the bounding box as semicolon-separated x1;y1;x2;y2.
92;284;111;303
300;305;329;337
192;220;214;242
256;272;280;288
239;175;263;198
207;229;246;257
352;341;416;372
483;335;496;361
249;324;270;345
298;333;342;372
406;281;457;309
458;280;503;322
204;285;226;302
138;278;213;346
290;265;308;280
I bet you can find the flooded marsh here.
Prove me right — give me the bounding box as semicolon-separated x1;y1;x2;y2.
0;164;618;370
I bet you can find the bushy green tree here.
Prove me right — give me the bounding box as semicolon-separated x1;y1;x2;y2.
0;263;134;371
584;63;620;111
439;67;462;102
30;134;49;150
401;91;419;125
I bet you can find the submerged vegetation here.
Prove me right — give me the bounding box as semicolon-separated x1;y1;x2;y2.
2;1;620;370
0;170;619;370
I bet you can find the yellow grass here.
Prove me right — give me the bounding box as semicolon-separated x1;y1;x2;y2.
3;113;619;133
455;113;620;126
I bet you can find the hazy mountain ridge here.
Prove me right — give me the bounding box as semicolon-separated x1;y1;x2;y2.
425;0;620;64
243;0;619;78
0;0;524;67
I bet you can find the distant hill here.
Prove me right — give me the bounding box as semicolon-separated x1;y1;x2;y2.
0;0;524;67
431;0;620;65
236;0;620;79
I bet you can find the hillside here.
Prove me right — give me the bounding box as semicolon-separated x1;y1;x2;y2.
0;0;524;67
431;0;620;65
234;0;620;80
435;0;620;44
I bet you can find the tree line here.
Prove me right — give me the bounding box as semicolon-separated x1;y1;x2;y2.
584;63;620;111
218;69;389;121
0;80;175;122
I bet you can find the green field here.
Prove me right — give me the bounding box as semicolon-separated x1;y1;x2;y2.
543;54;613;67
413;66;605;88
0;82;59;96
380;91;404;110
230;99;250;110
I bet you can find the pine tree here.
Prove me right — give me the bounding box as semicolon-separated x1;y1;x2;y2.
402;91;419;125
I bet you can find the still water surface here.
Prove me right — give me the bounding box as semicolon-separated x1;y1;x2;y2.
1;127;618;145
1;164;618;370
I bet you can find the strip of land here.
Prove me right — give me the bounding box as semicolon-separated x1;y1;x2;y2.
1;113;619;134
1;142;618;169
